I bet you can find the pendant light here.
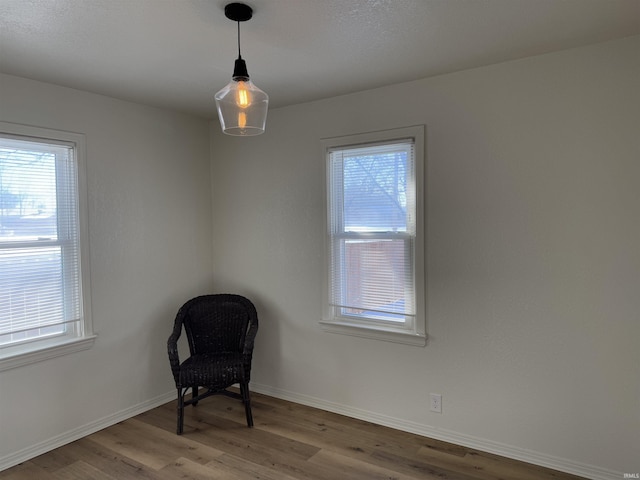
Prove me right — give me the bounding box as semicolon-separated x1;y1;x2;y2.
215;2;268;136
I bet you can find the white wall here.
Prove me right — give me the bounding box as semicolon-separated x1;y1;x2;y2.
0;74;213;465
211;36;639;478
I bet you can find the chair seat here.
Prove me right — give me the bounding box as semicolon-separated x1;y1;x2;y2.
179;352;244;389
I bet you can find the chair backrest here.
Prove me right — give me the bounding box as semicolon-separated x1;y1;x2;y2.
176;294;258;356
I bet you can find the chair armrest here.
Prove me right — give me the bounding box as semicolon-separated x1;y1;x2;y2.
167;331;181;385
242;322;258;356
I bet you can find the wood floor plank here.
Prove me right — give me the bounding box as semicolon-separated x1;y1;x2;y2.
156;457;246;480
0;391;587;480
87;417;225;469
53;438;163;480
87;422;176;471
207;453;305;480
417;447;586;480
0;461;56;480
50;460;117;480
308;449;434;480
367;448;488;480
28;443;83;473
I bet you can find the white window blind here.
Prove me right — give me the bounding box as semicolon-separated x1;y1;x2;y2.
0;135;83;348
328;139;416;327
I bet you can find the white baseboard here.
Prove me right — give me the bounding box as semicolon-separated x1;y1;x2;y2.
0;390;176;472
250;382;621;480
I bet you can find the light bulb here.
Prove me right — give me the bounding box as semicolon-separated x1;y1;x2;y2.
236;81;251;108
238;111;247;129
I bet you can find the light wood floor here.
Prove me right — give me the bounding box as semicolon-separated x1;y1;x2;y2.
1;391;585;480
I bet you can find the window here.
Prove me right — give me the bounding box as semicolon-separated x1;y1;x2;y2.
0;122;94;371
321;126;426;346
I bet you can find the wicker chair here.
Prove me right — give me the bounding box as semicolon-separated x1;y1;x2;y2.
167;294;258;435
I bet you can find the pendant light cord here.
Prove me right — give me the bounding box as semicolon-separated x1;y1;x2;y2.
237;21;242;59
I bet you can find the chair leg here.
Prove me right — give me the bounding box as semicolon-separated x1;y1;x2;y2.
192;385;199;406
177;388;185;435
240;382;254;427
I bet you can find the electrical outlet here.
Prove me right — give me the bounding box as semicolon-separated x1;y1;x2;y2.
430;393;442;413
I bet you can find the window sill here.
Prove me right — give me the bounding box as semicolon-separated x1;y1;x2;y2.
0;335;97;372
320;320;426;346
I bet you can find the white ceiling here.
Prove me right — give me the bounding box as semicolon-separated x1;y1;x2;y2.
1;0;638;119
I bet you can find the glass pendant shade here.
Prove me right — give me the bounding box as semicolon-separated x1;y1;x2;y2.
215;3;268;136
215;71;268;136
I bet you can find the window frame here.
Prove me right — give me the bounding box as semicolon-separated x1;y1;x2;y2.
321;126;426;346
0;122;95;371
